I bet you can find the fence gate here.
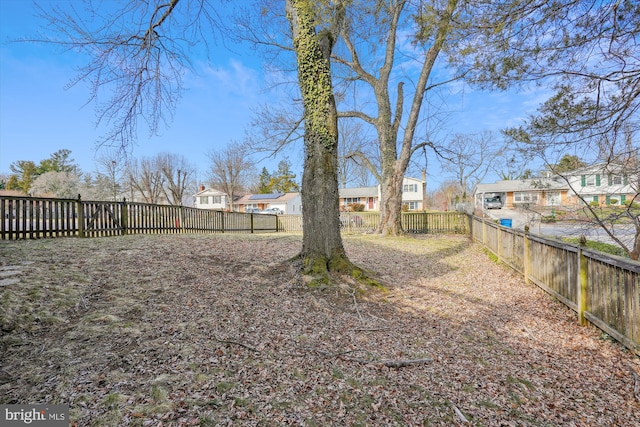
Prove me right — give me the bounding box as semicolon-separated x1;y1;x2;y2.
83;202;124;237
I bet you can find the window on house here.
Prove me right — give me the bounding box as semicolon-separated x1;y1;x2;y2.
343;197;360;205
546;192;560;206
212;196;222;204
585;175;595;186
612;176;622;185
514;192;539;203
405;201;419;210
403;184;418;192
199;196;209;204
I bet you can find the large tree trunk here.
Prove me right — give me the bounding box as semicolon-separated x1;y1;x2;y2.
378;160;405;236
287;0;350;279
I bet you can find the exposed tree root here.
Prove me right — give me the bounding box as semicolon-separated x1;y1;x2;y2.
290;250;388;291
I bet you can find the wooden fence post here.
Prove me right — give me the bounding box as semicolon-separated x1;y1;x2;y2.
179;206;184;234
497;222;503;262
482;218;487;245
77;194;85;238
523;225;530;284
121;198;128;235
577;235;588;326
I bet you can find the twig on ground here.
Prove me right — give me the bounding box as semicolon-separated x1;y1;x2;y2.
376;357;433;368
317;348;432;368
350;289;363;321
213;335;260;353
450;401;469;423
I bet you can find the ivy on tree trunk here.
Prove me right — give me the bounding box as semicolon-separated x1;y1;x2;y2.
286;0;349;281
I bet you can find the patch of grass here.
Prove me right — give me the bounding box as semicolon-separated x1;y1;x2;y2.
483;247;499;263
477;399;500;409
346;376;361;389
233;397;250;407
292;368;306;381
150;384;168;403
562;237;628;258
103;392;126;409
199;414;217;427
215;381;235;393
507;375;535;390
331;367;345;379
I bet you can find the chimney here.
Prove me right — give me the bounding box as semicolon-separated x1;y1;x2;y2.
199;185;205;191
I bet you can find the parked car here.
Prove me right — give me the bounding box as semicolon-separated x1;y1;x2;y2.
483;197;502;209
259;207;284;215
244;207;261;213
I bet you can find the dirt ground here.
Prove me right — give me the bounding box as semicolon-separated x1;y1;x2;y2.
1;233;638;426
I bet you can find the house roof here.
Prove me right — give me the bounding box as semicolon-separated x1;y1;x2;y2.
339;186;378;198
236;192;300;204
194;187;227;197
0;190;26;197
563;162;630;176
475;178;567;195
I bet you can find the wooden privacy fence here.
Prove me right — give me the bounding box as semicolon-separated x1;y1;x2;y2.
277;211;470;234
0;196;279;239
472;216;640;356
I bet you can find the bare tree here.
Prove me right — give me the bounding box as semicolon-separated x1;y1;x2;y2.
338;120;375;188
207;143;254;212
126;157;165;204
36;0;226;149
331;1;511;235
95;149;127;201
156;153;196;205
441;132;499;201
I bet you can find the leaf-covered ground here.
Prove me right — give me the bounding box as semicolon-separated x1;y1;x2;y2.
1;233;638;426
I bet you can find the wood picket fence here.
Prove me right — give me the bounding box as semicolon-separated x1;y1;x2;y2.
472;216;640;356
0;195;279;239
276;211;470;234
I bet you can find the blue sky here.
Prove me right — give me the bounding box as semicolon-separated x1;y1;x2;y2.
0;0;543;191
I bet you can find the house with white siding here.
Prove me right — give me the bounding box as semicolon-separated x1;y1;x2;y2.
474;162;638;209
234;193;302;214
193;187;230;210
338;177;426;211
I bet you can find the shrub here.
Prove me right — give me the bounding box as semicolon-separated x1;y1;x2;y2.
608;198;618;205
589;201;600;207
350;203;365;212
624;200;640;209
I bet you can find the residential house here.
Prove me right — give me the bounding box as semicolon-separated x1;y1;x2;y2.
338;176;426;211
234;193;302;214
474;162;638;209
565;163;637;206
194;176;426;214
339;186;378;211
475;177;569;209
193;186;231;210
400;176;425;211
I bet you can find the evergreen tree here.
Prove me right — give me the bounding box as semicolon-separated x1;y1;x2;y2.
256;167;273;193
